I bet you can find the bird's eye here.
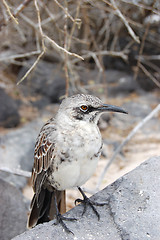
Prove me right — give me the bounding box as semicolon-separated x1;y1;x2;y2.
80;105;88;112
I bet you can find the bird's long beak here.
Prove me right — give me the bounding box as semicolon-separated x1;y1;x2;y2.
97;104;128;114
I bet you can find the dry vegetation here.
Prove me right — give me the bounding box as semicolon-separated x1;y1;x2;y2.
0;0;160;94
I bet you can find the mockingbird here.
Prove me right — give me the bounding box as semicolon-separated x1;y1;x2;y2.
28;94;127;233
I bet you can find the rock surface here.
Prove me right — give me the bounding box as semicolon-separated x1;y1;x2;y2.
0;88;20;128
0;119;44;188
18;61;66;104
13;156;160;240
105;70;140;96
0;179;27;240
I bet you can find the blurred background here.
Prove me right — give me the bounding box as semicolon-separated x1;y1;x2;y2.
0;0;160;239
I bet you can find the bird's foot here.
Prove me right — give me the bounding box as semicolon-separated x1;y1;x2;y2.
75;187;108;220
54;213;77;234
53;193;77;234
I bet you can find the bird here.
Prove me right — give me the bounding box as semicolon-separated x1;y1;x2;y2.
27;94;127;233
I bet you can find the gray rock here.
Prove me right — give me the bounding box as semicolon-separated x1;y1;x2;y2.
0;179;27;240
136;73;159;91
79;68;140;96
13;156;160;240
0;88;20;128
0;119;44;188
18;61;66;103
106;73;140;97
108;75;139;96
105;70;130;84
110;100;156;131
123;101;152;119
30;96;51;110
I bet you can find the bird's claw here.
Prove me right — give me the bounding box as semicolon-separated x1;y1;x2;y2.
54;213;77;234
76;187;108;220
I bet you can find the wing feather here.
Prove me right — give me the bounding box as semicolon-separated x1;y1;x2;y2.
31;120;56;195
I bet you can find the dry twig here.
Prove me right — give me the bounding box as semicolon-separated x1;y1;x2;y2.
54;0;75;22
139;62;160;88
1;0;32;29
134;15;150;80
72;50;128;65
15;0;83;84
0;167;31;178
109;0;140;43
17;50;45;85
35;0;83;60
17;0;46;84
121;0;160;16
45;35;83;60
0;50;41;62
3;0;19;24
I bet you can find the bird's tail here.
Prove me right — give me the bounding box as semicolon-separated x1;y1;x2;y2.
27;188;66;228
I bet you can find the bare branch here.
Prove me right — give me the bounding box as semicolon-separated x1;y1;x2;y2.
34;0;45;51
3;0;19;24
34;0;83;60
110;0;140;43
63;0;69;97
45;35;84;60
17;50;45;85
72;50;128;64
139;59;160;74
1;0;32;30
67;1;81;50
139;62;160;88
90;53;103;72
134;17;150;81
137;55;160;61
121;0;160;16
0;167;31;178
53;0;75;23
0;50;41;62
14;0;33;16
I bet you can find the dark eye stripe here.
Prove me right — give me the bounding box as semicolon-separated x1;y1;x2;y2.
88;106;96;112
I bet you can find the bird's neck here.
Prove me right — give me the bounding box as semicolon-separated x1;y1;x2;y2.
56;112;98;131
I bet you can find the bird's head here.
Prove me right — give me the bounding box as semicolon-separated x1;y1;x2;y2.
57;94;127;125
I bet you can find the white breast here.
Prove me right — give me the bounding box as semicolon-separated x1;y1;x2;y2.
49;121;102;190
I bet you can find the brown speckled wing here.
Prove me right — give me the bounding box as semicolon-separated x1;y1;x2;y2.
31;121;55;195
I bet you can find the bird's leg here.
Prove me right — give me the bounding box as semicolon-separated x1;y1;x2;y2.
75;187;108;220
53;194;77;234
